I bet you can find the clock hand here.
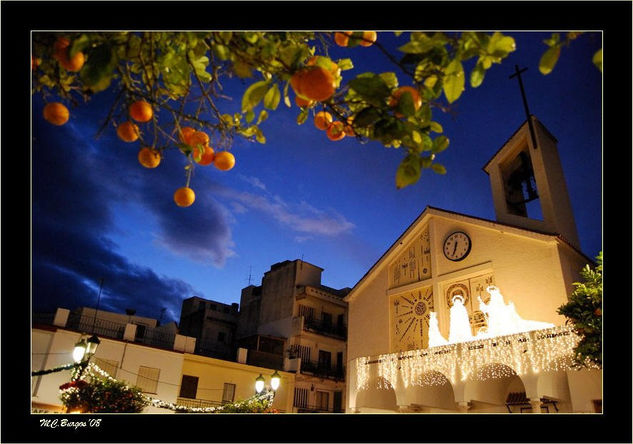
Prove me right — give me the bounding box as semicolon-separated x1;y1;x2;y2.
452;241;458;256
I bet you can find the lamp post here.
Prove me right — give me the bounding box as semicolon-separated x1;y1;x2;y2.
72;335;101;380
255;371;281;393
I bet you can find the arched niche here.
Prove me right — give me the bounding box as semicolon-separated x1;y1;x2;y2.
406;370;456;412
464;363;526;412
354;376;399;413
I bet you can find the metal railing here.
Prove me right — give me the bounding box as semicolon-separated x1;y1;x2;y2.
32;312;55;326
176;397;223;409
135;328;176;350
300;360;345;381
295;403;342;413
66;313;126;340
303;317;347;339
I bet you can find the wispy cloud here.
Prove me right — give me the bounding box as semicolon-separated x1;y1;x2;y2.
239;174;267;191
221;186;355;237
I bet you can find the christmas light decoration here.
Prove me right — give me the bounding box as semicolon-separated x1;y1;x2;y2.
354;325;600;392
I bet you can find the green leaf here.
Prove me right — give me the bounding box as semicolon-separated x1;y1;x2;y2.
263;84;281;110
348;74;391;106
296;108;309;125
241;80;270;112
69;34;90;58
488;32;516;57
245;109;255;123
398;35;435;54
396;91;416;117
395;154;422;189
419;132;433;151
213;44;230;61
470;63;486;88
592;49;602;72
353;107;382;127
432;135;449;153
543;33;561;48
80;44;116;92
539;46;561;75
337;58;354;71
429;121;443;133
378;72;399;90
191;55;212;82
443;59;465;103
431;163;447;174
256;110;269;125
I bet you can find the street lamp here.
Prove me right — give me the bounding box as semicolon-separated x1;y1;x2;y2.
72;339;87;363
255;374;265;394
270;371;281;391
86;334;101;357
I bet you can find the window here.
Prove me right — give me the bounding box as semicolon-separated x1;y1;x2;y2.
210;304;217;311
298;304;314;321
290;344;311;362
294;387;309;408
316;391;329;411
179;375;199;399
318;350;331;370
223;306;230;313
93;357;119;378
321;312;332;327
218;331;226;343
222;383;236;404
136;366;160;393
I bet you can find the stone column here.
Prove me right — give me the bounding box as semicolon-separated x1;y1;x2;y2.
456;401;471;414
529;398;542;413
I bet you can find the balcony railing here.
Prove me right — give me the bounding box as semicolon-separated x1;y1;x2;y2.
176;397;223;409
300;360;345;381
66;313;126;340
303;317;346;339
294;403;342;413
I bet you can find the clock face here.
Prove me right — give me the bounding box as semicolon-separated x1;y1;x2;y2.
443;231;471;261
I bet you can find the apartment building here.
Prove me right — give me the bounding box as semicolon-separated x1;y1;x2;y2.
236;259;350;413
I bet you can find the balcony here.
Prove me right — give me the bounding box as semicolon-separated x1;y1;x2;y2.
300;359;345;381
303;317;346;339
176;397;223;409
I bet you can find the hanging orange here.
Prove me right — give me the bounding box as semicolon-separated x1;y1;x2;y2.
117;121;140;142
174;187;195;207
129;100;153;123
290;66;336;102
326;121;346;141
314;111;333;130
359;31;378;47
43;102;69;126
214;151;235;171
138;147;161;168
194;145;215;166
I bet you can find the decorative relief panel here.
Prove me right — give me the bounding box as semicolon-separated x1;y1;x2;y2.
390;226;431;288
441;272;495;336
391;287;434;353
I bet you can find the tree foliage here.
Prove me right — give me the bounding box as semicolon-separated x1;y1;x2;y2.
557;252;602;368
60;375;148;413
32;31;520;197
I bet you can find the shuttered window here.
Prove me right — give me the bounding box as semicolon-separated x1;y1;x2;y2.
222;383;236;403
293;387;309;408
136;366;160;394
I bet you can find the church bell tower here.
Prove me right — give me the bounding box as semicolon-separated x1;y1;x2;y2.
483;115;581;249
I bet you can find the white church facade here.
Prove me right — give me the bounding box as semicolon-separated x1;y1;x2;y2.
344;116;602;413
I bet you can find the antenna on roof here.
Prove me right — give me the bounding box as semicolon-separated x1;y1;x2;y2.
159;307;166;325
247;266;252;285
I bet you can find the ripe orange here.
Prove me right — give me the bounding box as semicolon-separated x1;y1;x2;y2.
334;31;352;47
174;187;196;207
138;147;161;168
129;100;153;123
314;111;333;130
214;151;235;171
389;86;422;117
193;145;215;166
326;121;346;141
117;121;140;142
179;126;196;144
290;66;336;102
59;50;85;72
43;102;69;126
294;95;314;108
188;131;209;147
359;31;378;47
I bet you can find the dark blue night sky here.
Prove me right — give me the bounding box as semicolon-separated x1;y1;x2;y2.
31;31;602;324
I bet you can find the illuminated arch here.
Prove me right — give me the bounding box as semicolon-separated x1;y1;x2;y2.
354;376;399;413
406;370;456;411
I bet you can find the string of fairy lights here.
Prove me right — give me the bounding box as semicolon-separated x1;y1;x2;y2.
354;325;600;391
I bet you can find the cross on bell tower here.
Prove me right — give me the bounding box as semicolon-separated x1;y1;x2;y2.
482;65;581;249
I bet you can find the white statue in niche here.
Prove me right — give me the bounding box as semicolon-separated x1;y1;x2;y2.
427;311;448;347
448;295;473;344
427;286;556;348
478;285;554;337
